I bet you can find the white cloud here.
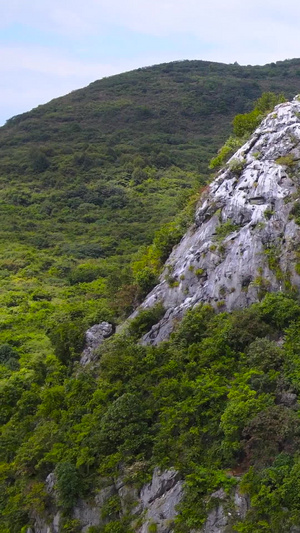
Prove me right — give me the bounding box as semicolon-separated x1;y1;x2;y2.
2;0;300;40
2;1;300;59
0;46;117;77
1;0;300;123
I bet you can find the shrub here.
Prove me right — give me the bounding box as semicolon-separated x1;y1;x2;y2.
127;303;165;339
215;220;239;241
55;462;80;512
275;154;295;167
229;157;246;175
49;321;85;364
68;264;102;285
0;344;20;370
135;267;159;298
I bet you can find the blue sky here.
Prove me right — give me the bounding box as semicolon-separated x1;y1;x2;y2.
1;0;300;125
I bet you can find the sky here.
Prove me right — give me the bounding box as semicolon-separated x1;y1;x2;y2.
1;0;300;125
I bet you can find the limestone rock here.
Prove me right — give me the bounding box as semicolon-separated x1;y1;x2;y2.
135;97;300;344
80;321;114;365
140;467;180;506
45;472;56;495
201;504;228;533
196;488;249;533
138;468;183;533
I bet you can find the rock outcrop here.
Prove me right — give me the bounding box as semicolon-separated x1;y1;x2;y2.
137;468;183;533
197;488;250;533
138;97;300;344
80;321;114;365
28;468;183;533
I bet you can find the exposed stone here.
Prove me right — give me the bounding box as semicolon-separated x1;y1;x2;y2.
197;488;249;533
52;512;60;533
117;481;140;514
72;499;102;532
134;97;300;344
277;390;298;407
211;488;227;501
45;472;56;495
94;484;116;506
138;468;183;533
80;321;114;365
234;490;250;520
201;504;228;533
140;467;180;506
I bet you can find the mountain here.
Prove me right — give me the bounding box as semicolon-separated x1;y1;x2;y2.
13;96;300;533
1;58;300;369
3;61;300;532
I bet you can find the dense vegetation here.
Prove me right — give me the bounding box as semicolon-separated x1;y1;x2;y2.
2;58;300;531
209;91;287;169
1;59;300;367
2;294;300;531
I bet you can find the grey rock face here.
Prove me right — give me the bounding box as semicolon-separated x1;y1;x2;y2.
30;469;182;533
73;497;104;532
138;468;183;533
45;472;56;495
140;467;180;506
201;505;228;533
194;488;249;533
137;97;300;344
80;321;114;365
234;490;250;520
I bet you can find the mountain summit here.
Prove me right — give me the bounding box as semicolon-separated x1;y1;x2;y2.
139;96;300;344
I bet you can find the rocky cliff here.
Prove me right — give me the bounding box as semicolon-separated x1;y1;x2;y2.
138;96;300;344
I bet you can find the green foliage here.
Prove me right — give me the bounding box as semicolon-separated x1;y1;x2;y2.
210;91;286;169
209;136;243;169
0;344;20;370
215;220;239;241
100;522;132;533
134;267;159;297
264;208;274;220
55;462;81;512
29;148;50;173
233;109;262;137
2;293;300;530
148;523;158;533
48;321;85;365
228;157;246;174
1;59;300;531
233;92;285;137
276;154;295;167
127;303;165;339
61;519;82;532
101;495;122;520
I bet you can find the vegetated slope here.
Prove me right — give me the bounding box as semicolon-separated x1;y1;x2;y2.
1;59;300;366
2;88;300;531
3;294;300;532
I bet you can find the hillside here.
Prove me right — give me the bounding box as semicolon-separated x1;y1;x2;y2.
1;59;300;368
3;96;300;533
